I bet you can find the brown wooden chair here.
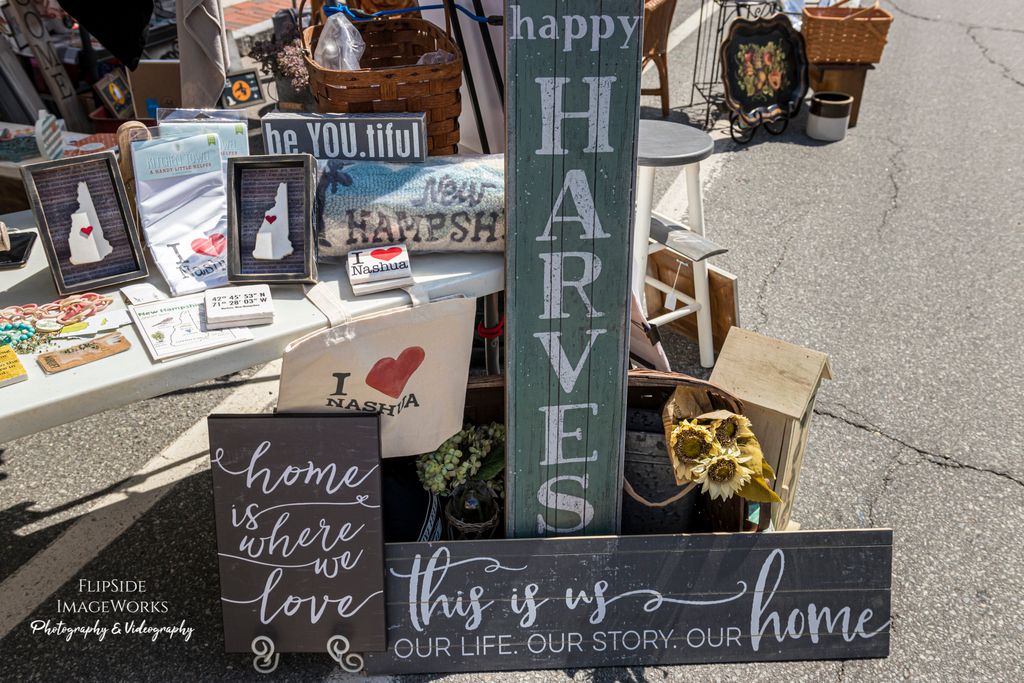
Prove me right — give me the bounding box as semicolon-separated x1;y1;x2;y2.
642;0;678;117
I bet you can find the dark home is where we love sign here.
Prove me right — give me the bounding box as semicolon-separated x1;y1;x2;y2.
207;414;386;653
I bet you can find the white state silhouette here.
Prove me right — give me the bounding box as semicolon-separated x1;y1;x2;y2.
67;182;113;265
252;182;293;260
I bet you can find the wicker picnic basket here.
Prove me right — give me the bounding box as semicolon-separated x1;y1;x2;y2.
802;0;893;64
299;0;463;155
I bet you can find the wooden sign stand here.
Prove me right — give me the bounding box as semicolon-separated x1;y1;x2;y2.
7;0;89;132
504;0;644;538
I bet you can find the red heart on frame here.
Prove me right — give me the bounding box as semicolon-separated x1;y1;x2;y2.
265;215;277;224
191;233;226;257
80;226;93;236
370;247;402;262
365;347;425;399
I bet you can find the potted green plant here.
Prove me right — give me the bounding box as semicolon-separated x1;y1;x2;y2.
416;422;505;540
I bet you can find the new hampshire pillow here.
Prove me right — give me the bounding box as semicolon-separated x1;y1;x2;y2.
315;155;504;260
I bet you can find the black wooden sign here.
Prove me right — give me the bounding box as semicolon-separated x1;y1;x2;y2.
363;530;892;673
207;414;386;653
262;113;427;162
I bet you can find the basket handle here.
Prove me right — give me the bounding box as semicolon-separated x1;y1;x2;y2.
840;1;882;21
624;477;697;508
440;0;456;43
298;0;315;55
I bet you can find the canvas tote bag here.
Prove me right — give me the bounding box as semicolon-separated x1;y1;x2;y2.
276;286;476;458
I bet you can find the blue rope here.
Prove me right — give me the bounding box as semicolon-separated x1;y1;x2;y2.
324;3;492;23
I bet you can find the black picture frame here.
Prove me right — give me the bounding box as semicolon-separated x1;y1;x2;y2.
719;15;809;126
226;154;317;284
21;151;149;295
220;70;265;109
93;69;134;120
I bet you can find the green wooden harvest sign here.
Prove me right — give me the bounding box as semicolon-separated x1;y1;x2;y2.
505;0;643;537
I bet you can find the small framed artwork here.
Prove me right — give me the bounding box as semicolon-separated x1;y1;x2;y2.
226;154;317;284
220;71;265;109
93;69;134;120
21;151;149;295
719;15;808;127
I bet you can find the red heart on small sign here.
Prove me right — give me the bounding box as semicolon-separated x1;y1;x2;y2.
265;215;277;224
191;233;226;257
80;226;93;236
370;247;402;262
365;346;425;398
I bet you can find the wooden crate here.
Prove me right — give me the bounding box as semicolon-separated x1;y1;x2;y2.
809;63;874;127
710;327;832;530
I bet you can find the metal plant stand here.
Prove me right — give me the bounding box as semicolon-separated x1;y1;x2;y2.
688;0;782;129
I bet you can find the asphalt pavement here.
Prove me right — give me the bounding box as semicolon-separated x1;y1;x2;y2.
1;0;1022;680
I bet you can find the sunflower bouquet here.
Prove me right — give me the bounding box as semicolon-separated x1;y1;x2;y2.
663;398;781;504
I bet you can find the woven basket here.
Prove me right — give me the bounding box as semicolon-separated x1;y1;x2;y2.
802;0;893;64
299;1;463;155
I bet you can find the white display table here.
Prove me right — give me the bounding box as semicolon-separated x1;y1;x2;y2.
0;210;504;443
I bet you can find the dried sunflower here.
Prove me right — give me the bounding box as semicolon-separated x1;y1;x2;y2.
707;413;755;448
669;420;714;480
692;446;754;501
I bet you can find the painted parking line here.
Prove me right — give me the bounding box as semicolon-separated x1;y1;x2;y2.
0;361;281;640
643;3;719;74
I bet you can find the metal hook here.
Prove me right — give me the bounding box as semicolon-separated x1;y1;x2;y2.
251;635;279;674
327;634;364;674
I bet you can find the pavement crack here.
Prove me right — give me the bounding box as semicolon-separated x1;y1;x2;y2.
966;27;1024;89
879;136;906;237
887;2;1024;88
815;404;1024;490
753;231;796;332
887;1;1024;35
868;459;901;527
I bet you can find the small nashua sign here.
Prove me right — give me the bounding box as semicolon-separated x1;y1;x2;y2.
364;530;892;674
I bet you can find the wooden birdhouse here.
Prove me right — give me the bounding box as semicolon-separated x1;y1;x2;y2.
709;327;832;531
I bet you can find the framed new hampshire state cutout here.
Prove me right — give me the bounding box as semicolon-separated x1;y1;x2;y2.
226;154;317;284
21;151;149;295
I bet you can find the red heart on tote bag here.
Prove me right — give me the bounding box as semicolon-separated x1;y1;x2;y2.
365;346;426;398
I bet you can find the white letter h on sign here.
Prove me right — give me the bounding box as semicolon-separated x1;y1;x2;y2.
535;76;616;155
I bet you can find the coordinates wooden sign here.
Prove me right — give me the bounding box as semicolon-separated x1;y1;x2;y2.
504;0;644;537
207;414;386;653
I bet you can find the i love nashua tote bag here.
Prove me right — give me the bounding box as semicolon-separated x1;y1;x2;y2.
276;295;476;458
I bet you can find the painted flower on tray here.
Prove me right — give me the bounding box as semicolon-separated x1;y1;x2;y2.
735;41;788;101
693;446;754;501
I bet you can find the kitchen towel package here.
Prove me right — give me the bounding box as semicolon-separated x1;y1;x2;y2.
131;133;229;295
315;155;505;260
157;109;250;161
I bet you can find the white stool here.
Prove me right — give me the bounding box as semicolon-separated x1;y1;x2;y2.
632;120;721;368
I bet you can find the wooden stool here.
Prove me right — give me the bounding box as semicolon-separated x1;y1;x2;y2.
633;120;722;368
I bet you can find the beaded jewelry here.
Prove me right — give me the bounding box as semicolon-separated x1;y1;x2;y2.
0;293;113;353
0;322;34;347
